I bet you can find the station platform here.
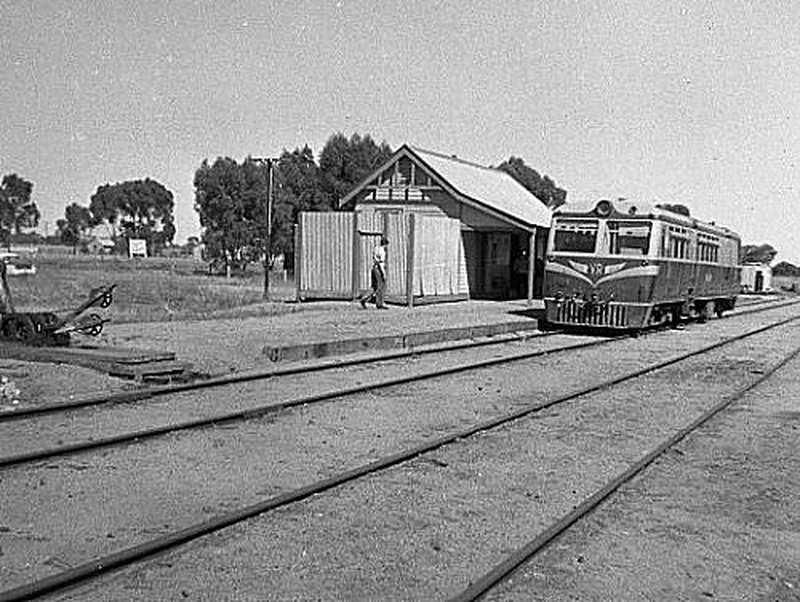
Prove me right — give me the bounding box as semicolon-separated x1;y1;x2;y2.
100;299;545;376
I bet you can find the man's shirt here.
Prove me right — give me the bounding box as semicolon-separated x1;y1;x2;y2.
373;244;387;273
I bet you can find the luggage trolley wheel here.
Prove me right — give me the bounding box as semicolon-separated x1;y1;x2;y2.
4;315;36;341
78;312;105;336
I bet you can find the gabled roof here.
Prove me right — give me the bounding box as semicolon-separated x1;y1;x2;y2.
340;144;552;229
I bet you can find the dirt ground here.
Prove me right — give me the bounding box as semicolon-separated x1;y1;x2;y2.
486;353;800;602
0;301;792;601
0;299;539;413
1;297;798;601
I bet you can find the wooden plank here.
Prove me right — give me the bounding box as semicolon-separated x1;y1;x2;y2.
107;359;192;380
0;344;174;364
0;343;186;380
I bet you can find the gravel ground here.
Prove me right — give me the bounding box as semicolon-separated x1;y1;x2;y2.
485;351;800;602
1;302;796;600
0;299;539;412
97;299;540;375
0;296;774;411
0;359;135;414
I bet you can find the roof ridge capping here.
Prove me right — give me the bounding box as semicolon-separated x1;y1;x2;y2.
410;146;502;173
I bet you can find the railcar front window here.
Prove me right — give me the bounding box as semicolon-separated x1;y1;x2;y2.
607;221;651;256
553;220;598;253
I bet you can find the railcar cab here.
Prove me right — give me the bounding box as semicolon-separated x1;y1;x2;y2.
543;199;741;330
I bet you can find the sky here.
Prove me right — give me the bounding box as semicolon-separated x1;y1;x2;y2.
1;0;799;263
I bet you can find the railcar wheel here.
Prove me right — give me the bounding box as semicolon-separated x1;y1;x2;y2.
538;320;555;332
670;307;684;329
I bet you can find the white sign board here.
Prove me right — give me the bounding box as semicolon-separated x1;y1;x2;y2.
128;238;148;258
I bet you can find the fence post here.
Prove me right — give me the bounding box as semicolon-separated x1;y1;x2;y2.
527;229;536;306
351;213;360;300
406;213;415;308
294;221;302;302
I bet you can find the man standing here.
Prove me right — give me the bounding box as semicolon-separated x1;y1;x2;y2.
359;236;389;309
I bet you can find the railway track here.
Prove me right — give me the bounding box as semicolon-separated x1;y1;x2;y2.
0;297;795;472
447;343;800;602
0;294;787;424
2;302;799;600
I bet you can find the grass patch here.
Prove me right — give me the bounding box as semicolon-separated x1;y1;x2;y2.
6;256;298;323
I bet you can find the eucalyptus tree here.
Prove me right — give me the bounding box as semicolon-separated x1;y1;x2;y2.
0;173;40;248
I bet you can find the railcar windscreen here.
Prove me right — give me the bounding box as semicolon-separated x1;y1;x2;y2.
607;221;651;256
553;219;598;253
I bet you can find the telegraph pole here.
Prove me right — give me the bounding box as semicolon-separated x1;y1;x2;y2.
253;157;275;300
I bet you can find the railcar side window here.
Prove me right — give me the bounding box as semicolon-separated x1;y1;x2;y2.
696;232;720;263
607;221;651;256
664;226;690;259
553;220;598;253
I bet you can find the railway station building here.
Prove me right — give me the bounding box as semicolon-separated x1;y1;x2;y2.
295;145;552;305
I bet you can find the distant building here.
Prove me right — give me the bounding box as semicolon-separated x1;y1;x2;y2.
83;236;116;255
741;262;772;293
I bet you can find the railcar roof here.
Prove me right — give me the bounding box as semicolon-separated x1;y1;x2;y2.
554;199;739;239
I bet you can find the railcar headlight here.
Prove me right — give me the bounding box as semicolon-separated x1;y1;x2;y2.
595;200;613;217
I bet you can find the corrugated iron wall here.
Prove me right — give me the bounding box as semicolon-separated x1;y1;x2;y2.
297;212;354;299
412;215;467;297
385;213;409;298
355;212;410;301
355;212;383;295
298;211;470;303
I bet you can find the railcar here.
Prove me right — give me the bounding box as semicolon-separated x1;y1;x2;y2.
542;199;741;330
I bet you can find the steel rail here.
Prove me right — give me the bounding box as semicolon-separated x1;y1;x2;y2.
1;314;798;602
0;329;555;423
0;296;792;424
446;344;800;602
0;300;796;470
0;335;614;470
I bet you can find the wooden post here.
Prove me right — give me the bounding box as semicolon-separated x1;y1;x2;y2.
294;220;302;302
352;213;361;300
527;229;536;306
263;158;274;300
0;261;14;314
406;213;415;307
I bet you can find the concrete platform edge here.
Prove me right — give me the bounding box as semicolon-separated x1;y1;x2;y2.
262;320;541;363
